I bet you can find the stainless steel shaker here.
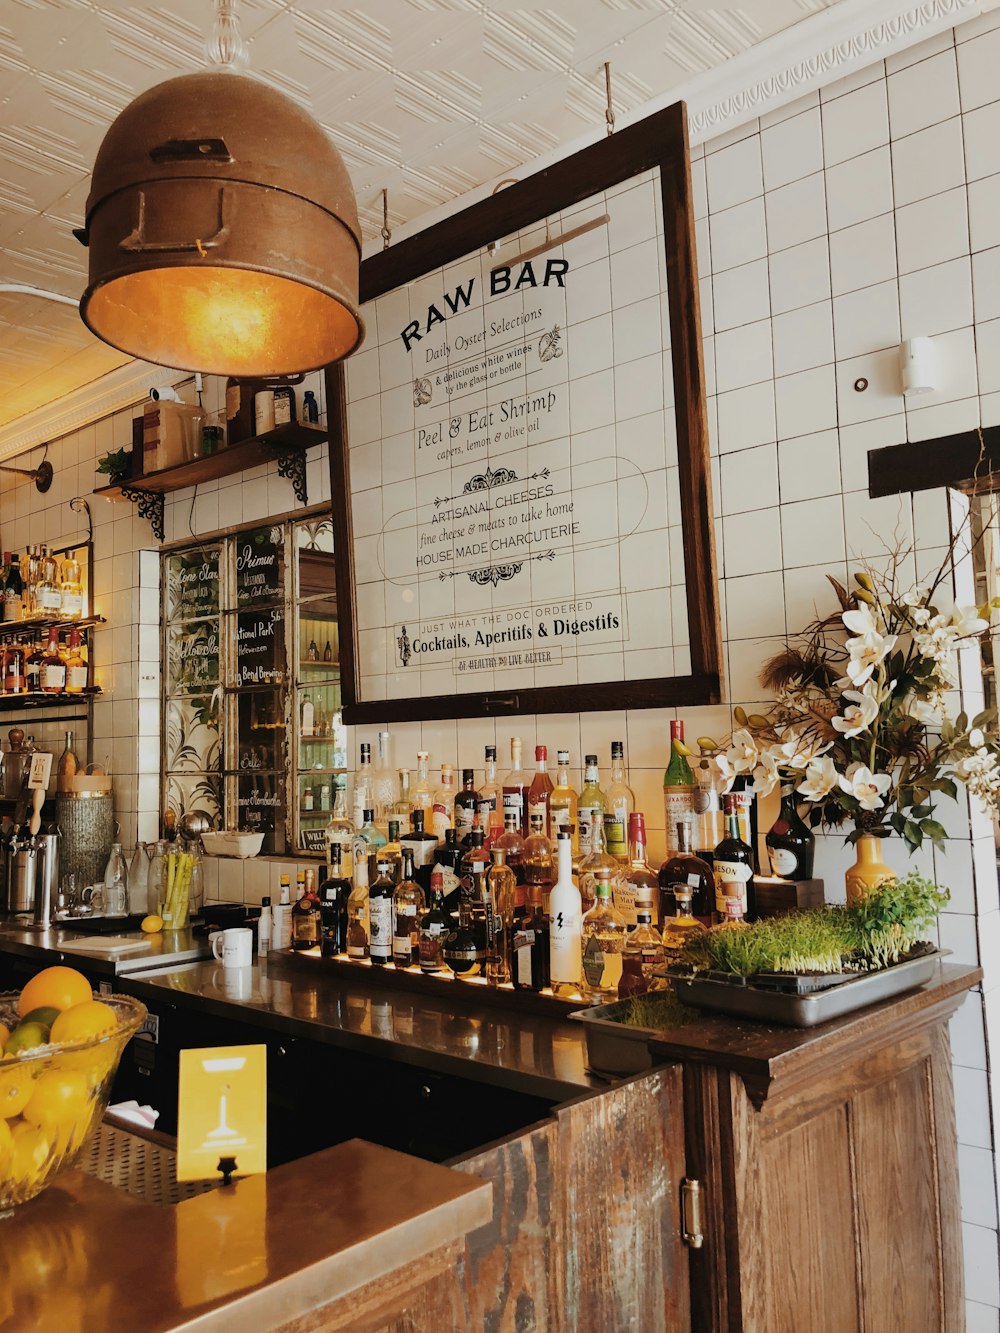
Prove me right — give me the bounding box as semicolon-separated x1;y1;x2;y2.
32;827;60;926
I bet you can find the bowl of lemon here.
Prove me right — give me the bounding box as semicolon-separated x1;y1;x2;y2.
0;966;146;1211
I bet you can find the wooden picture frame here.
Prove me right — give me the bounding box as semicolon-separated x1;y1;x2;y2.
326;100;721;725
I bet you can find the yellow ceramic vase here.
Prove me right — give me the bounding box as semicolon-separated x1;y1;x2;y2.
844;833;896;906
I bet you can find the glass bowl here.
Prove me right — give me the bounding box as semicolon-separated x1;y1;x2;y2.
0;993;147;1212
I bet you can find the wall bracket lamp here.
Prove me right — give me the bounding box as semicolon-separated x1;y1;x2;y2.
0;459;53;493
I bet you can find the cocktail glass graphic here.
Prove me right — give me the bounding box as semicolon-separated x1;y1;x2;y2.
202;1055;246;1141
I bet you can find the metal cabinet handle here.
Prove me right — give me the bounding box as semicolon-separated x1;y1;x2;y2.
681;1178;704;1249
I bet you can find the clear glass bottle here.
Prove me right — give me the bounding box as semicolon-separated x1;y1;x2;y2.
346;856;370;959
521;812;552;913
625;904;666;977
324;777;355;877
548;831;582;991
368;859;395;965
486;848;517;985
59;550;84;619
577;754;606;851
35;547;61;615
63;629;87;693
694;742;725;857
431;763;456;841
411;750;434;816
352;742;374;829
147;840;169;917
479;744;504;840
550;749;578;849
526;745;554;836
603;741;634;861
619;811;658;928
392;768;412;822
272;874;292;949
661;885;703;955
501;736;528;835
577;808;625;916
581;868;628;1000
127;840;150;916
40;628;66;693
102;843;128;918
663;720;696;852
358;807;387;879
370;730;398;831
495;812;526;914
392;847;425;967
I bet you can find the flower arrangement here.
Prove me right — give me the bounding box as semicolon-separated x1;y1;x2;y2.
710;552;1000;854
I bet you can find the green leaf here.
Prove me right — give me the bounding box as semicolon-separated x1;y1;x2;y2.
937;778;959;801
909;804;933;819
920;819;948;843
956;711;969;734
903;820;923;849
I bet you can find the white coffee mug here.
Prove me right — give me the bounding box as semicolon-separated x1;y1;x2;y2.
212;927;253;969
212;966;254;1000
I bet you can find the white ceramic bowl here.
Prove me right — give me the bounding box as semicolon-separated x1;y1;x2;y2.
200;831;264;858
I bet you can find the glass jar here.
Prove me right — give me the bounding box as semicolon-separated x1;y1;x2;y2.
147;840;168;918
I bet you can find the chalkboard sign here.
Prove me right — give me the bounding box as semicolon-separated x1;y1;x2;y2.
166;619;220;693
167;548;220;619
236;526;284;607
300;828;328;853
237;772;285;842
236;608;285;686
237;689;286;771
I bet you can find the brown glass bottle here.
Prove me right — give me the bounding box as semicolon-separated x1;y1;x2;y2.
39;628;65;694
658;819;714;927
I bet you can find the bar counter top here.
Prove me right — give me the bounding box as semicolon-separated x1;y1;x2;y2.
0;922;210;975
4;1137;492;1332
120;955;603;1102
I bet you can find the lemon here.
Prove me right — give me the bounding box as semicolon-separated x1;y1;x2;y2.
19;1007;60;1037
24;1069;90;1152
0;1065;37;1119
9;1121;50;1188
50;1001;118;1078
17;966;91;1017
140;915;163;934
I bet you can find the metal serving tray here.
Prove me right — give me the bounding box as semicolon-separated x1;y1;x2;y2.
672;948;945;1028
567;992;698;1076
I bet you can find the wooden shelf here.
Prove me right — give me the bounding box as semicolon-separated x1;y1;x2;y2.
0;615;104;640
93;422;328;539
0;689;100;711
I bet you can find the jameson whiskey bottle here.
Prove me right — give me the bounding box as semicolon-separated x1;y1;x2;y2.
713;794;756;923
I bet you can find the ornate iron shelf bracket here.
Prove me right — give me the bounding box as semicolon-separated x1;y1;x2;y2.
120;485;165;541
263;443;308;505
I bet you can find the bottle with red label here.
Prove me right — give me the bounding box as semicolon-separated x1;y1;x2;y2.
526;744;554;835
40;628;66;694
502;736;528;835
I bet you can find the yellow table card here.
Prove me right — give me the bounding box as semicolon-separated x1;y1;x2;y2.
177;1045;267;1182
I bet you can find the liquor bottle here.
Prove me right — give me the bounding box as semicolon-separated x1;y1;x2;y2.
352;742;373;829
486;848;517;985
577;754;605;853
59;550;84;619
346;856;370;959
302;389;320;423
368;859;395;965
479;744;504;839
730;774;756;866
24;633;42;692
577;808;625;916
418;871;450;973
431;763;456;841
40;628;66;693
400;808;438;893
307;638;319;661
466;851;493;978
513;883;550;992
660;886;703;955
391;848;425;967
766;786;815;880
602;742;634;861
57;730;80;790
550;749;578;845
620;812;658;928
713;794;756;923
295;866;306;903
521;813;553;913
63;628;87;693
411;750;434;816
3;639;24;695
393;768;413;822
272;874;293;949
291;868;321;950
431;827;464;914
323;639;333;663
454;768;479;838
35;547;61;615
358;808;386;879
319;847;351;956
581;869;629;1000
443;887;480;977
495;812;526;913
663;720;696;851
381;819;402;882
1;553;20;623
465;800;494;850
658;820;715;927
549;831;582;990
502;736;528;835
694;743;725;858
371;730;398;830
324;779;355;877
23;547;40;619
625;904;666;977
526;745;554;835
257;896;272;956
301;693;314;738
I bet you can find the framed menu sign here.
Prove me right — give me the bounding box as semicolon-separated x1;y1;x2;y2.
329;101;721;723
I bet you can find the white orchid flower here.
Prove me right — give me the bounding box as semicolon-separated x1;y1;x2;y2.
838;762;891;811
950;605;989;638
900;586;928;609
905;694;941;725
842;605;879;637
725;728;758;775
797;756;839;801
845;631;897;685
831;684;880;737
776;730;831;769
751;750;780;798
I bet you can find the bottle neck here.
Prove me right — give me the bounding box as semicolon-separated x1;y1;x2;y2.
556;838;573;882
727;813;741;841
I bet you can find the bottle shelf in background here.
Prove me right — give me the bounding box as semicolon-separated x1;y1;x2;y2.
0;615;105;640
300;660;339;670
0;689;101;711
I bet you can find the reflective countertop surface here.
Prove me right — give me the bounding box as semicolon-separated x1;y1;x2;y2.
0;923;210;975
124;956;601;1102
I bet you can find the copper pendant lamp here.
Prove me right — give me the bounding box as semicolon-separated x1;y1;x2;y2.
76;60;364;377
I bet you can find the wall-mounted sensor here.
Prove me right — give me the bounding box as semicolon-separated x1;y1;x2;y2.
900;337;937;395
150;385;182;402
